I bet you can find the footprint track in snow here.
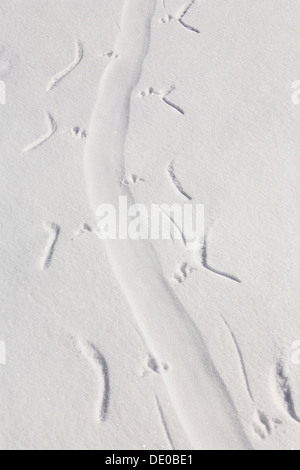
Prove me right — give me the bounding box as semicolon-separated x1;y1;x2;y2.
141;354;169;377
137;85;184;115
72;223;93;240
46;40;83;92
79;340;110;423
69;127;87;140
154;204;187;246
155;396;175;450
23;112;57;153
167;160;192;201
173;262;195;284
159;0;200;34
121;174;145;186
201;235;241;284
100;50;119;60
275;360;300;424
252;414;282;440
220;315;280;440
60;126;87;141
252;410;272;440
220;315;253;401
40;222;60;270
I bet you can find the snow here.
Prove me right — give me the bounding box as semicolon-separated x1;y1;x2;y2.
0;0;300;450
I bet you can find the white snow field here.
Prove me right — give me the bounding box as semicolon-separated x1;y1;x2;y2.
0;0;300;451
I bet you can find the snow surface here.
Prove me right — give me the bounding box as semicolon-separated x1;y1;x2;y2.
1;0;300;450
